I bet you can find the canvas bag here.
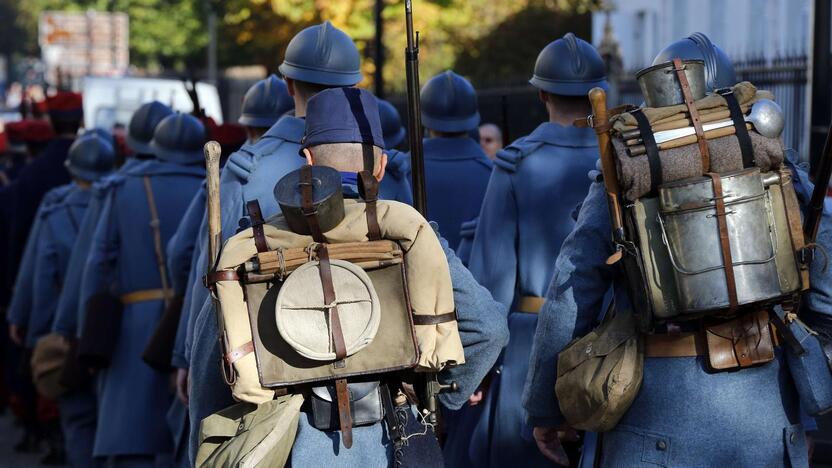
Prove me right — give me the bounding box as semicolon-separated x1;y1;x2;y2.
555;308;643;432
196;394;304;468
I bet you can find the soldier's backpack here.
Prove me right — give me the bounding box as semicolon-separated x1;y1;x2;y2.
556;59;823;431
199;166;463;462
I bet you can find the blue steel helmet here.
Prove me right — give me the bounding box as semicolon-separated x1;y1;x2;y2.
150;113;206;165
530;33;608;96
278;22;362;86
420;71;480;133
652;32;737;92
65;132;116;182
238;75;294;128
127;101;174;155
376;97;406;148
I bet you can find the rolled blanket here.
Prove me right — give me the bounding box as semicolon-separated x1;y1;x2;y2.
613;132;785;201
611;82;774;134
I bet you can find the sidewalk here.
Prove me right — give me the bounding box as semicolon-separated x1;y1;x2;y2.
0;412;49;468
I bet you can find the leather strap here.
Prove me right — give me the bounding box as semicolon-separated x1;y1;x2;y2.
644;332;706;357
412;311;457;325
517;296;546;314
141;177;172;308
203;270;241;288
335;378;353;448
224;341;254;365
316;245;347;361
120;288;174;305
631;108;662;192
358;171;382;241
717;88;755;168
246;200;269;253
673;58;710;172
708;173;739;311
300;165;327;243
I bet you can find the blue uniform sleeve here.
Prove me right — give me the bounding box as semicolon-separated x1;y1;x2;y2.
172;247;203;369
522;182;615;427
53;195;104;337
7;206;46;328
437;229;510;410
468;167;518;308
28;216;61;346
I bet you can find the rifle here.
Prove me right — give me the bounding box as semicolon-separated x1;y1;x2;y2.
804;122;832;244
405;0;427;215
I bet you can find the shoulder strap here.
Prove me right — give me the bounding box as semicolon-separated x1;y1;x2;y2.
358;171;382;241
141;177;171;307
716;88;756;168
630;108;663;193
673;58;711;172
246;200;269;252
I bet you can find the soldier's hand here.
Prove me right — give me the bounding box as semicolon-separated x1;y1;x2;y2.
8;324;24;346
533;425;577;466
468;389;484;406
176;368;189;406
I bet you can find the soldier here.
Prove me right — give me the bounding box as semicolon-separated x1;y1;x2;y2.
156;75;294;468
376;97;413;205
524;33;832;467
6;93;81;300
420;70;492;250
238;74;294;145
24;132;115;467
80;113;205;467
213;86;507;465
50;102;172;468
478;123;503;160
183;22;366;462
463;33;607;468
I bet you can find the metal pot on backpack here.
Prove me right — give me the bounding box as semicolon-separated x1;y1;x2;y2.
636;60;707;108
657;168;782;314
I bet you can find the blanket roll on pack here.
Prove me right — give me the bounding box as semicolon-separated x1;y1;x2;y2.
613;132;785;201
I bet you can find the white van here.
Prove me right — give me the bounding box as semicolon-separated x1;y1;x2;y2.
82;76;223;130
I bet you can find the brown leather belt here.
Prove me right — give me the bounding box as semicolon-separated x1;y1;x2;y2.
517;296;545;314
120;289;174;305
643;332;706;358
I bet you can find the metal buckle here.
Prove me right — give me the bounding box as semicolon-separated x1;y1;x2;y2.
586;114;595;129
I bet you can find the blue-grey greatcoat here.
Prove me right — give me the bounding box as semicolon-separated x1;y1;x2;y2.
7;184;75;332
24;182;98;468
165;183;206;468
53;158;148;339
379;149;412;205
27;184;90;346
423;137;492;250
522;151;832;467
459;122;598;468
51;159;146;468
185;115;306;462
81;159;204;458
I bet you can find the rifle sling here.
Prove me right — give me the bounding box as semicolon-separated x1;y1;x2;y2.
141;177;172;308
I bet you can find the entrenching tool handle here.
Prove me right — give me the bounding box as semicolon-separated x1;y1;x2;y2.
588;88;626;253
203;140;236;385
204;141;222;269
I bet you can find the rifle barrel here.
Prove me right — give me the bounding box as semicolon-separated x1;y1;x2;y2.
405;0;427;215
